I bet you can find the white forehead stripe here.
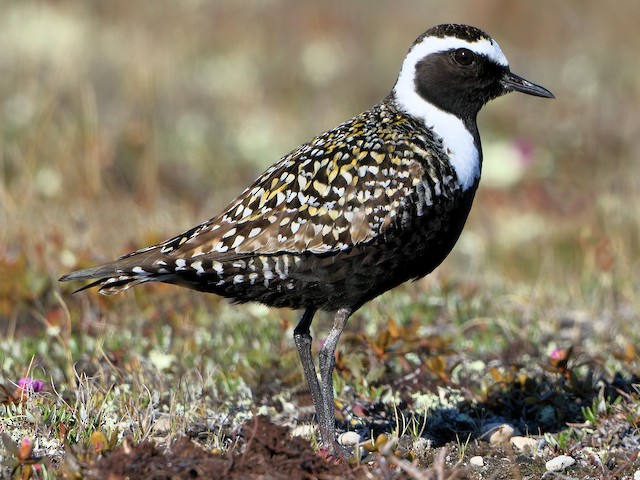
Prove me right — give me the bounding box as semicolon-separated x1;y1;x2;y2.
392;35;507;191
407;36;508;68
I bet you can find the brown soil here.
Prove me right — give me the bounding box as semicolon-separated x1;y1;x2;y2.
87;416;365;479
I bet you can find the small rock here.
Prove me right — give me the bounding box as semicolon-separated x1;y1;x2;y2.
278;399;297;414
545;455;576;472
469;455;484;467
480;423;516;443
338;431;361;446
634;469;640;480
510;436;539;452
152;414;172;435
290;424;315;439
413;437;432;453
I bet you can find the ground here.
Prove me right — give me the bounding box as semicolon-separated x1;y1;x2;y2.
1;1;640;479
86;418;362;480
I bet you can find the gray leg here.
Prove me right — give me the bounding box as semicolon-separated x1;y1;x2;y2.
318;307;352;455
293;308;329;444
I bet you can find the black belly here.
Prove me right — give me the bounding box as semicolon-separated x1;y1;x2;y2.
171;189;476;313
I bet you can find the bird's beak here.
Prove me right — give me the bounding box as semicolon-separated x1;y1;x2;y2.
501;71;555;98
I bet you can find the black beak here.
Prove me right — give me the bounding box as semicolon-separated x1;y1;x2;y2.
501;71;555;99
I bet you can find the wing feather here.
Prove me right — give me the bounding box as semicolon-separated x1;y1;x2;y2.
165;106;438;261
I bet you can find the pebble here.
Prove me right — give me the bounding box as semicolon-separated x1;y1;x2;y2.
152;414;172;435
290;424;315;439
634;470;640;480
480;423;516;443
545;455;576;472
338;431;361;446
413;437;432;452
510;436;539;452
469;455;484;467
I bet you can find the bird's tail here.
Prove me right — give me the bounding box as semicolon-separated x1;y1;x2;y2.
59;247;174;295
59;269;153;295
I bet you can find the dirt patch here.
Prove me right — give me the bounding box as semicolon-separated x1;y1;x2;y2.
87;416;363;479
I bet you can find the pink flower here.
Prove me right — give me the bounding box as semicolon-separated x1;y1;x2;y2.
17;378;44;393
17;437;34;461
549;348;565;361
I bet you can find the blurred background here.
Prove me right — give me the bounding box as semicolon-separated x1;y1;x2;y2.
1;0;638;345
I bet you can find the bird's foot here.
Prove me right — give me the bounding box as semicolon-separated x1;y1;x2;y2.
317;438;353;462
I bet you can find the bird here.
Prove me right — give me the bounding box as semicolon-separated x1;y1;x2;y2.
60;24;554;455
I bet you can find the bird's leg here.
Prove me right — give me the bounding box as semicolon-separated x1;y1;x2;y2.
318;307;352;456
293;308;329;444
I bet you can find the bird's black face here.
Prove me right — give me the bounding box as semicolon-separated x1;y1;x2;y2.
414;48;554;121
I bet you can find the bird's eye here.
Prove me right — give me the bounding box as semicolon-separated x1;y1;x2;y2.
453;48;475;66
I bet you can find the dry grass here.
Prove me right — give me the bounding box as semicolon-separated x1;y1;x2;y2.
1;1;639;478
